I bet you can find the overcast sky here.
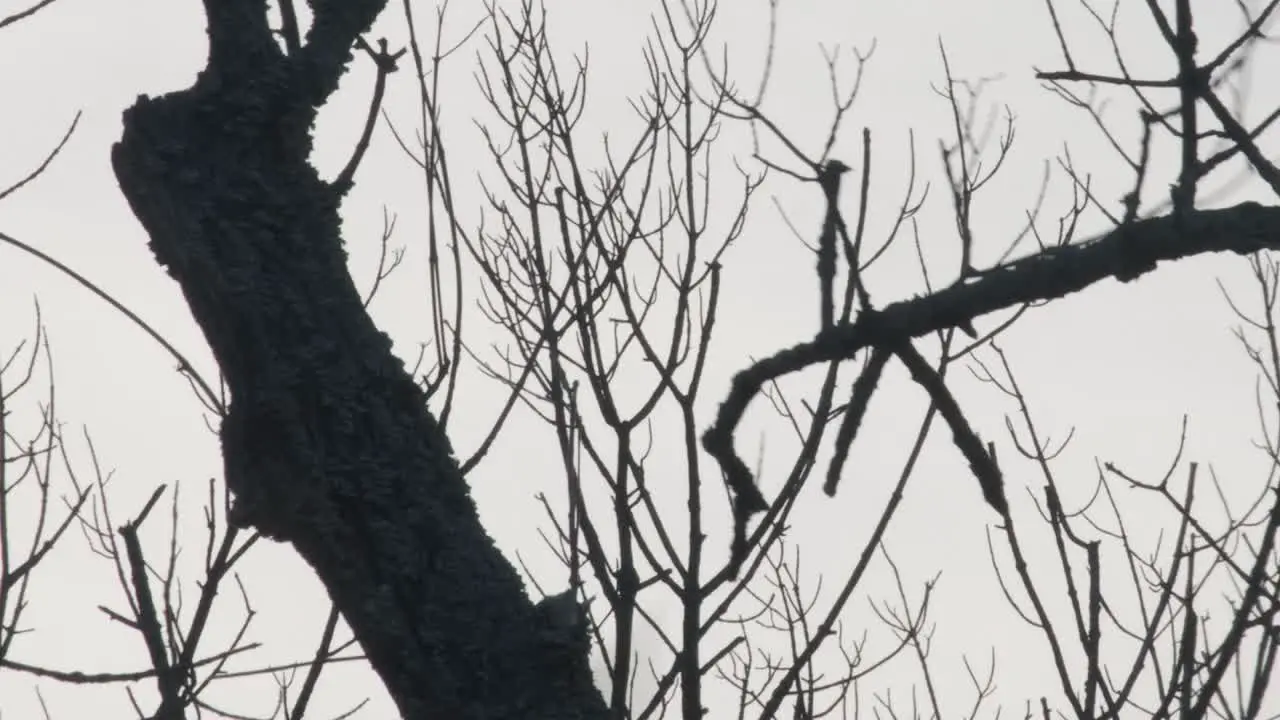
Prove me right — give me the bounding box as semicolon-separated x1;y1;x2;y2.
1;0;1276;718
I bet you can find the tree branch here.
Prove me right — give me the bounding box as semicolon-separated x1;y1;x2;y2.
705;201;1279;531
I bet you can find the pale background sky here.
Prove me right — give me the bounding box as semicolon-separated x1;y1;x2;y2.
0;0;1275;718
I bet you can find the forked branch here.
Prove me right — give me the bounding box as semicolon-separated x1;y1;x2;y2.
705;200;1280;549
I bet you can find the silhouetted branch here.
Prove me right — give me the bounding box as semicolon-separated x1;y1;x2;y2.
823;346;889;497
706;200;1280;535
0;0;59;30
278;0;301;55
333;38;406;194
893;342;1007;516
288;604;342;720
0;110;80;202
119;487;185;719
0;230;221;412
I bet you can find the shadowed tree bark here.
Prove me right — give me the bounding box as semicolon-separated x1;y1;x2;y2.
110;1;607;718
98;0;1280;717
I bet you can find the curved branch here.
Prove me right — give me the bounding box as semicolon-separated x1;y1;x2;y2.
0;230;221;412
332;38;405;194
295;0;389;106
704;201;1280;532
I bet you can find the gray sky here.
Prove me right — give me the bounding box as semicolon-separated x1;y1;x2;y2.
1;0;1276;717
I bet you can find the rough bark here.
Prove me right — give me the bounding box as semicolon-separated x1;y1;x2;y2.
110;2;607;718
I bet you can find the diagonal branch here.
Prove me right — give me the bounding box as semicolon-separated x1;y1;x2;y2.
892;342;1007;516
823;346;890;497
704;200;1280;532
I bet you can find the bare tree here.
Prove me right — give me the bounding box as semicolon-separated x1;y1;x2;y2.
0;0;1277;719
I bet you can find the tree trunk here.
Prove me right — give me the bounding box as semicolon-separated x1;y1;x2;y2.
110;3;606;718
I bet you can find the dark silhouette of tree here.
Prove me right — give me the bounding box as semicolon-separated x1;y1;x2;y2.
0;0;1277;719
103;0;605;716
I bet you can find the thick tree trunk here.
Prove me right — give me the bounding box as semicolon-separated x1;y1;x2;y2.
110;3;606;718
